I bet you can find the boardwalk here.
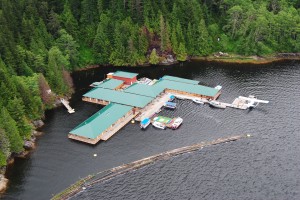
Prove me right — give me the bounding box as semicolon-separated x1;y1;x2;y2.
135;93;170;121
101;112;139;141
60;98;75;113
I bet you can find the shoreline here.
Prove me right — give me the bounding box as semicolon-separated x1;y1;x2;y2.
0;95;72;194
52;134;249;200
191;54;300;65
76;54;300;72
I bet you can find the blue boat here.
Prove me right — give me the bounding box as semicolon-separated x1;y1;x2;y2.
140;118;150;129
168;95;175;102
164;102;177;109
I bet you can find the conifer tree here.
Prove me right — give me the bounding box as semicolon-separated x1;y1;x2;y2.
0;108;24;153
149;48;159;64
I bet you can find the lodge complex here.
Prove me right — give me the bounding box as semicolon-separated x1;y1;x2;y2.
69;71;221;144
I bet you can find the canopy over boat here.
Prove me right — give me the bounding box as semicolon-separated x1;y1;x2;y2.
141;118;150;125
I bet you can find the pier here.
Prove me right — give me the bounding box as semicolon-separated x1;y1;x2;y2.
60;98;75;113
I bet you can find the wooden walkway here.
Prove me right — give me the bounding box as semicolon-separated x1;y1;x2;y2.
100;112;139;141
165;94;250;110
60;98;75;113
135;93;170;121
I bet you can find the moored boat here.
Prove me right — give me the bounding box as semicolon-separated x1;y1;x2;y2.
140;118;150;129
208;100;226;109
164;102;176;109
175;95;186;100
168;95;175;102
170;117;183;130
152;121;166;130
192;98;204;104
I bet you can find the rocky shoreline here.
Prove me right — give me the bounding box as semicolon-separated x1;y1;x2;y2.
0;95;72;194
0;175;8;193
192;53;300;64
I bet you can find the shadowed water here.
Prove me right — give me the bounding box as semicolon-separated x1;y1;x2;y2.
2;61;300;200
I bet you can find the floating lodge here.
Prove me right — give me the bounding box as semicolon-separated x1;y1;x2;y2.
69;71;221;144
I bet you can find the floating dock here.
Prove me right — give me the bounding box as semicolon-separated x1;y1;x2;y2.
69;71;267;145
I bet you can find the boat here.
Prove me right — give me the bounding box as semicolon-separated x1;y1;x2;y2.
192;98;204;104
140;118;150;129
164;102;176;109
170;117;183;130
152;121;166;130
168;95;175;102
208;100;226;109
175;95;186;100
238;95;269;109
215;85;222;90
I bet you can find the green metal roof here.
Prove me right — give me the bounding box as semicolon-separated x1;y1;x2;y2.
113;71;138;79
70;103;133;139
95;79;124;89
154;79;219;97
83;87;153;108
124;83;165;98
162;75;199;85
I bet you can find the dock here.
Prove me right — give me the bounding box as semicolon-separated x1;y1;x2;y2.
60;98;75;113
69;71;268;145
135;93;170;121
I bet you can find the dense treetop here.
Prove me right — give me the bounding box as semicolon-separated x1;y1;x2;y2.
1;0;300;168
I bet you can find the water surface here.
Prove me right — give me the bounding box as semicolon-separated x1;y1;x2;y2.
3;61;300;200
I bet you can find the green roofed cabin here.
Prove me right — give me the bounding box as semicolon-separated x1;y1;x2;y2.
69;103;133;144
162;75;199;85
154;79;220;99
125;83;165;98
107;71;138;85
83;87;153;108
94;79;124;90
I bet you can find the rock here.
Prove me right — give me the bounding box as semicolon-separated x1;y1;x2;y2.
0;175;8;193
32;120;44;128
33;130;43;137
24;141;35;150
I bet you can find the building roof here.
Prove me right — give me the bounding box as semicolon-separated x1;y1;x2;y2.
95;79;124;89
113;71;138;79
83;87;153;108
162;75;199;85
124;83;165;98
70;103;133;139
154;79;219;97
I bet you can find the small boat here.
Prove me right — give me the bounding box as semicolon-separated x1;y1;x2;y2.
168;95;175;102
175;95;185;100
164;102;176;109
215;85;222;90
208;100;226;109
192;98;204;104
152;121;166;130
170;117;183;130
140;118;150;129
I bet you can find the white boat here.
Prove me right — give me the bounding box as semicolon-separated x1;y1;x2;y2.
215;85;222;90
175;95;186;100
152;121;166;130
208;100;226;109
192;98;204;104
140;118;150;129
171;117;183;130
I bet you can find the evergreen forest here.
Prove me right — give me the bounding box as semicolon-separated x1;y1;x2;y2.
1;0;300;168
